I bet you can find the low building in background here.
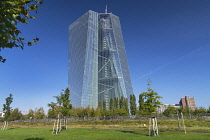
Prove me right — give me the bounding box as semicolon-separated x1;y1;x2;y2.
179;96;196;110
0;111;5;117
157;104;181;113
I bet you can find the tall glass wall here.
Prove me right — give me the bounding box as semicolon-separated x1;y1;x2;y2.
69;10;98;108
110;14;134;101
98;13;134;108
69;10;133;108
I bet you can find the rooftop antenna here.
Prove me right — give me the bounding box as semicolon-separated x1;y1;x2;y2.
105;5;107;13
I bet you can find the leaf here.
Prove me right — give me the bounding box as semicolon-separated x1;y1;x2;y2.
19;37;24;40
24;0;32;4
16;16;22;21
29;16;36;19
28;42;32;46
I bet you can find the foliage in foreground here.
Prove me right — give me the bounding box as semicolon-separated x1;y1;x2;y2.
0;0;44;62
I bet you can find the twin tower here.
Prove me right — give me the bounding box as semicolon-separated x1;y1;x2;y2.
69;10;134;108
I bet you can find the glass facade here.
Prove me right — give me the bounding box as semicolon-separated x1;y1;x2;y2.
69;10;133;108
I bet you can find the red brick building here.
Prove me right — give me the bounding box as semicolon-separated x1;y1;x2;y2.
179;96;196;110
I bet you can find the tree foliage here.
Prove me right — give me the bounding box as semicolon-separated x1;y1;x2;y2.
163;106;177;115
114;97;119;109
139;79;162;115
0;0;44;63
9;108;22;121
26;109;35;119
130;94;137;115
3;94;13;120
109;98;113;110
34;107;45;119
48;88;72;117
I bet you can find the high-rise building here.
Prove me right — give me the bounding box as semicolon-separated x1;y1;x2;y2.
68;10;133;108
179;96;196;110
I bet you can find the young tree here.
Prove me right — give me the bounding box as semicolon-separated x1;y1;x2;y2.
139;79;162;115
208;106;210;113
35;107;45;119
139;93;145;114
118;97;129;116
47;102;58;118
94;107;101;118
0;0;44;62
90;107;95;117
3;94;13;120
9;108;22;121
48;88;72;117
109;98;113;110
114;97;119;109
26;109;35;119
60;88;72;116
193;107;207;115
102;100;106;111
130;94;137;115
119;97;124;109
163;106;177;115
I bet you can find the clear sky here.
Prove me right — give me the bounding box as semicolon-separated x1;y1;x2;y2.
1;0;210;113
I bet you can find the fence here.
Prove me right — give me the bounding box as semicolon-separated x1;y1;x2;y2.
11;113;210;123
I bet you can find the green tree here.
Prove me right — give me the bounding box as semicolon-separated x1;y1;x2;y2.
130;94;137;115
26;109;35;119
119;97;124;109
0;0;44;63
9;108;22;121
193;107;207;115
102;100;106;111
139;79;162;115
94;107;101;118
90;107;95;117
163;106;177;115
110;107;118;117
47;102;58;118
109;98;113;110
48;88;72;117
101;100;110;117
60;88;72;116
139;93;145;114
117;108;128;116
208;106;210;113
3;94;13;120
114;97;119;109
34;107;45;119
98;101;103;110
118;97;129;116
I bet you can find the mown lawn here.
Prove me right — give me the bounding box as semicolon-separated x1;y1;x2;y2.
0;128;209;140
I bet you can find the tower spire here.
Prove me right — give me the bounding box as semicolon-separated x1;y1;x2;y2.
105;5;107;13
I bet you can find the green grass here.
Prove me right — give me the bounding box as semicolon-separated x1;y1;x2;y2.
0;128;209;140
9;119;210;132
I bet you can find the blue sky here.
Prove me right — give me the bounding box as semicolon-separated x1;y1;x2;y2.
1;0;210;113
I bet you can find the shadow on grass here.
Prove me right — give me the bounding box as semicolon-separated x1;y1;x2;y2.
119;130;147;136
120;130;149;136
24;137;46;140
8;128;15;130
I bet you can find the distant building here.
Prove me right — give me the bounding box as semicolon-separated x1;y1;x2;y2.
179;96;196;110
157;104;180;113
0;111;5;117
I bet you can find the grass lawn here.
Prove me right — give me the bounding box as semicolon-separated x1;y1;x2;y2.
0;128;209;140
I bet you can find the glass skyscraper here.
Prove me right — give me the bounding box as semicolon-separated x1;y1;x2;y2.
69;10;133;108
